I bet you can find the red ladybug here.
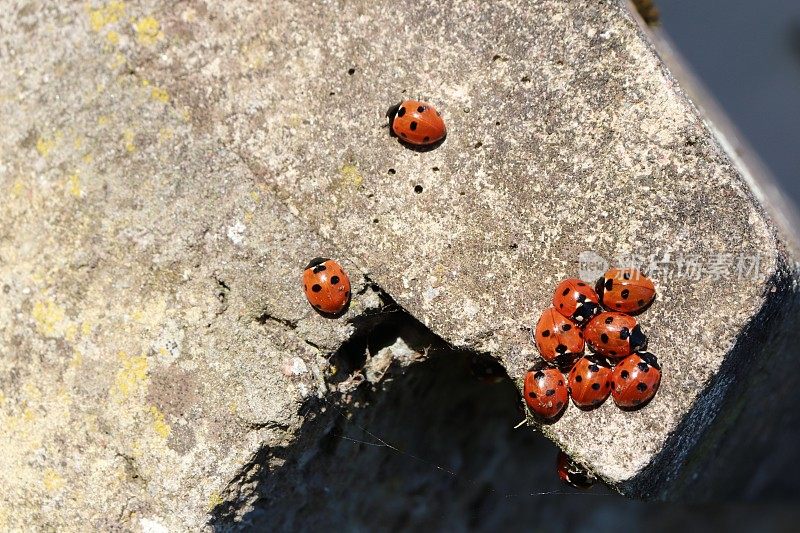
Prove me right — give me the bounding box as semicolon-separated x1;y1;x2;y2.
611;352;661;409
596;268;656;314
568;356;612;409
584;312;647;360
523;364;569;421
302;258;351;315
557;451;595;489
534;308;584;367
552;278;600;326
387;100;446;146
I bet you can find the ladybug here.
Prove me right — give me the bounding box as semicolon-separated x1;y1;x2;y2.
584;311;647;360
523;364;569;421
567;356;612;409
387;100;446;146
302;257;351;315
611;351;661;409
552;278;600;326
596;268;656;314
534;308;584;367
556;451;595;489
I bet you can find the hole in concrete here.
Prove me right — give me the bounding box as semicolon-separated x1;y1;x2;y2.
372;218;379;224
474;141;483;149
388;168;396;175
432;166;440;172
521;75;531;82
347;67;356;75
414;185;424;194
225;298;631;530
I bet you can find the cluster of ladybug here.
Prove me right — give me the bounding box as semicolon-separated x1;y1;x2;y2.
301;100;447;314
524;268;661;421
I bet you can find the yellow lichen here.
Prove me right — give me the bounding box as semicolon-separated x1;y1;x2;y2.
340;163;363;187
35;136;55;157
133;16;163;46
81;320;93;336
43;469;65;492
113;352;148;398
123;128;136;152
10;179;26;198
207;491;224;511
150;86;169;103
31;300;66;337
66;173;82;198
97;115;109;126
70;349;83;368
88;1;126;32
106;30;120;45
149;406;170;439
64;324;78;343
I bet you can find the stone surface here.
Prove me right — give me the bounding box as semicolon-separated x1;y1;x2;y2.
1;0;798;530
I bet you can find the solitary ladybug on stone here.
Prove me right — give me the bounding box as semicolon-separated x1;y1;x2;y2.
596;267;656;314
552;278;600;326
523;363;569;421
302;258;351;316
386;99;447;147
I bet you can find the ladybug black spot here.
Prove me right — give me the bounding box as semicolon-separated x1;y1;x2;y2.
638;299;645;306
562;288;570;296
410;121;418;131
606;381;611;388
555;344;567;354
330;275;340;285
575;375;583;382
397;107;406;117
615;303;622;308
528;391;537;398
400;132;407;138
423;136;430;143
621;370;629;379
577;282;586;287
605;278;614;291
605;316;614;324
600;333;609;343
591;383;601;390
637;382;648;392
417;105;426;112
610;350;617;356
311;284;322;293
546;389;555;396
562;324;571;331
542;330;550;338
620;327;630;340
621;289;630;299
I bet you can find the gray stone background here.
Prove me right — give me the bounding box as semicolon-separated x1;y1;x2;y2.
1;1;799;531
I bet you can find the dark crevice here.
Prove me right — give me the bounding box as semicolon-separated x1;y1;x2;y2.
254;311;298;330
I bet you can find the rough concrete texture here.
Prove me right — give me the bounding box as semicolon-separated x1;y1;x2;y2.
1;0;798;530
